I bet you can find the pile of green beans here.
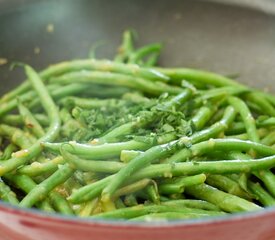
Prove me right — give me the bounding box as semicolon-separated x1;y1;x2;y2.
0;30;275;221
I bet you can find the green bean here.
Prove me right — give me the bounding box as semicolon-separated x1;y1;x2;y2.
159;174;206;194
157;67;275;110
61;97;128;110
115;198;126;209
124;194;139;207
0;65;60;176
255;170;275;198
17;156;65;177
165;107;237;163
0;125;48;165
0;124;36;148
156;67;274;103
261;131;275;146
229;152;275;199
158;184;180;195
13;177;71;214
115;30;136;63
225;128;269;141
0;144;17;161
83;59;169;81
28;83;91;110
248;181;275;207
18;101;45;138
0;84;57;117
113;179;152;199
4;174;36;193
262;92;275;106
91;204;223;219
161;199;221;211
156;67;242;87
144;52;161;67
88;40;106;59
191;139;275;157
19;164;74;208
99;122;145;144
101;139;187;203
0;91;36;118
238;173;249;192
185;183;261;213
122;92;153;103
130;212;217;221
189;106;236;144
166;136;273;166
228;96;259;143
63;150;125;173
150;156;275;177
1;114;49;127
0;59;169;105
245;92;275;117
78;198;99;217
50;71;181;96
120;150;143;163
206;174;251;200
129;43;162;64
4;174;54;212
68;155;275;204
43;140;150;160
49;191;74;215
78;59;170;81
191;106;213;130
225;117;275;135
59;108;90;141
0;180;19;205
145;183;160;204
199;86;248;100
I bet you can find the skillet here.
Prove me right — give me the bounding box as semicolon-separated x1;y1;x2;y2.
0;1;275;239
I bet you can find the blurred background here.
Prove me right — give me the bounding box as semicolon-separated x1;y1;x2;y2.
0;0;275;93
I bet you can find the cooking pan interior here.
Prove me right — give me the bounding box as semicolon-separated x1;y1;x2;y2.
0;0;275;96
